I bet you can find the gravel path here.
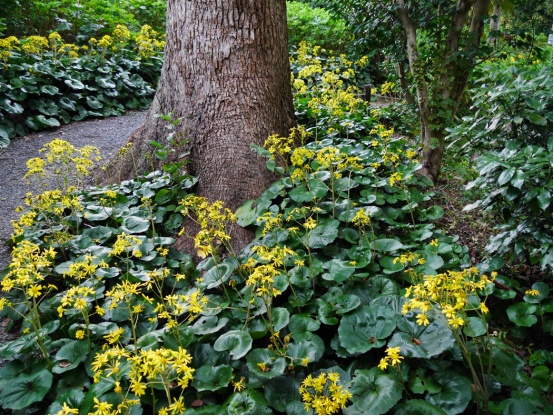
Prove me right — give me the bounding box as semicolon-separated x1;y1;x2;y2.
0;111;146;271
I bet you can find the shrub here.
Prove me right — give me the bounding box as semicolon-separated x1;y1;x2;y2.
287;1;348;51
449;66;553;269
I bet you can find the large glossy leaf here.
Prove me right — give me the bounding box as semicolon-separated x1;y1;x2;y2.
322;259;355;283
202;260;236;289
52;340;89;374
0;370;53;410
263;376;301;413
213;330;252;360
389;312;455;359
506;302;537;327
426;371;472;414
289;178;329;202
246;348;286;379
394;399;447;415
302;218;339;248
345;368;402;415
192;315;229;335
286;336;325;365
191;364;233;392
338;304;397;354
122;216;150;233
272;307;290;331
370;238;404;252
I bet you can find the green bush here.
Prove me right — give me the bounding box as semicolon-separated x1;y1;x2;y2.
287;1;348;51
448;66;553;269
0;25;164;148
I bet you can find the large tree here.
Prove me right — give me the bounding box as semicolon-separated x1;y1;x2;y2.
104;0;295;251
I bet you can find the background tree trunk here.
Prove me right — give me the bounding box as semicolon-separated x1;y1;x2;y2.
101;0;295;252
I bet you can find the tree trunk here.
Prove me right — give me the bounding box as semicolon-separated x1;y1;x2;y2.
100;0;295;253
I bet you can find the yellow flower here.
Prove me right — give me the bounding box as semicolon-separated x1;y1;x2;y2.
378;357;389;370
233;376;247;392
57;402;79;415
304;217;317;230
28;284;42;298
416;312;430;326
301;357;311;367
525;289;540;297
75;330;85;340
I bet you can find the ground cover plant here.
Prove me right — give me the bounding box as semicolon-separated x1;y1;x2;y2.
0;43;552;415
0;24;164;148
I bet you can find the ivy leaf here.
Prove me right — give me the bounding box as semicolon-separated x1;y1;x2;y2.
213;330;253;360
0;370;53;410
191;364;233;392
338;304;397;354
302;218;339;248
345;368;402;415
426;371;472;414
506;303;537;327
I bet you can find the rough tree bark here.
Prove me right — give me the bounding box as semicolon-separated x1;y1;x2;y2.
102;0;295;252
395;0;491;184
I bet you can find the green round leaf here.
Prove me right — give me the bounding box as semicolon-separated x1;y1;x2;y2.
463;316;487;338
192;315;229;335
322;259;356;283
213;330;253;360
287;336;325;365
246;348;287;379
302;219;340;248
407;368;442;395
426;371;472;414
338;304;397;354
345;368;402;415
370;238;404;252
524;282;550;304
0;370;53;410
394;399;447;415
389;312;455;359
272;307;290;332
289;179;329;202
202;260;236;289
191;364;233;392
53;340;89;374
264;376;301;413
123;215;150;233
506;302;538;327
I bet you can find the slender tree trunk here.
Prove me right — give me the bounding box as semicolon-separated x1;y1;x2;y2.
396;0;490;183
99;0;295;253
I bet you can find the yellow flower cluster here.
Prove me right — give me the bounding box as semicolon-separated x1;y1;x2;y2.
299;372;352;415
154;288;208;327
245;245;296;302
135;24;165;58
1;240;56;298
22;35;49;55
291;41;367;120
403;268;494;329
109;233;142;257
63;254;98;281
352;208;371;228
0;36;20;61
179;196;237;258
57;286;96;317
378;346;405;370
393;252;425;266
